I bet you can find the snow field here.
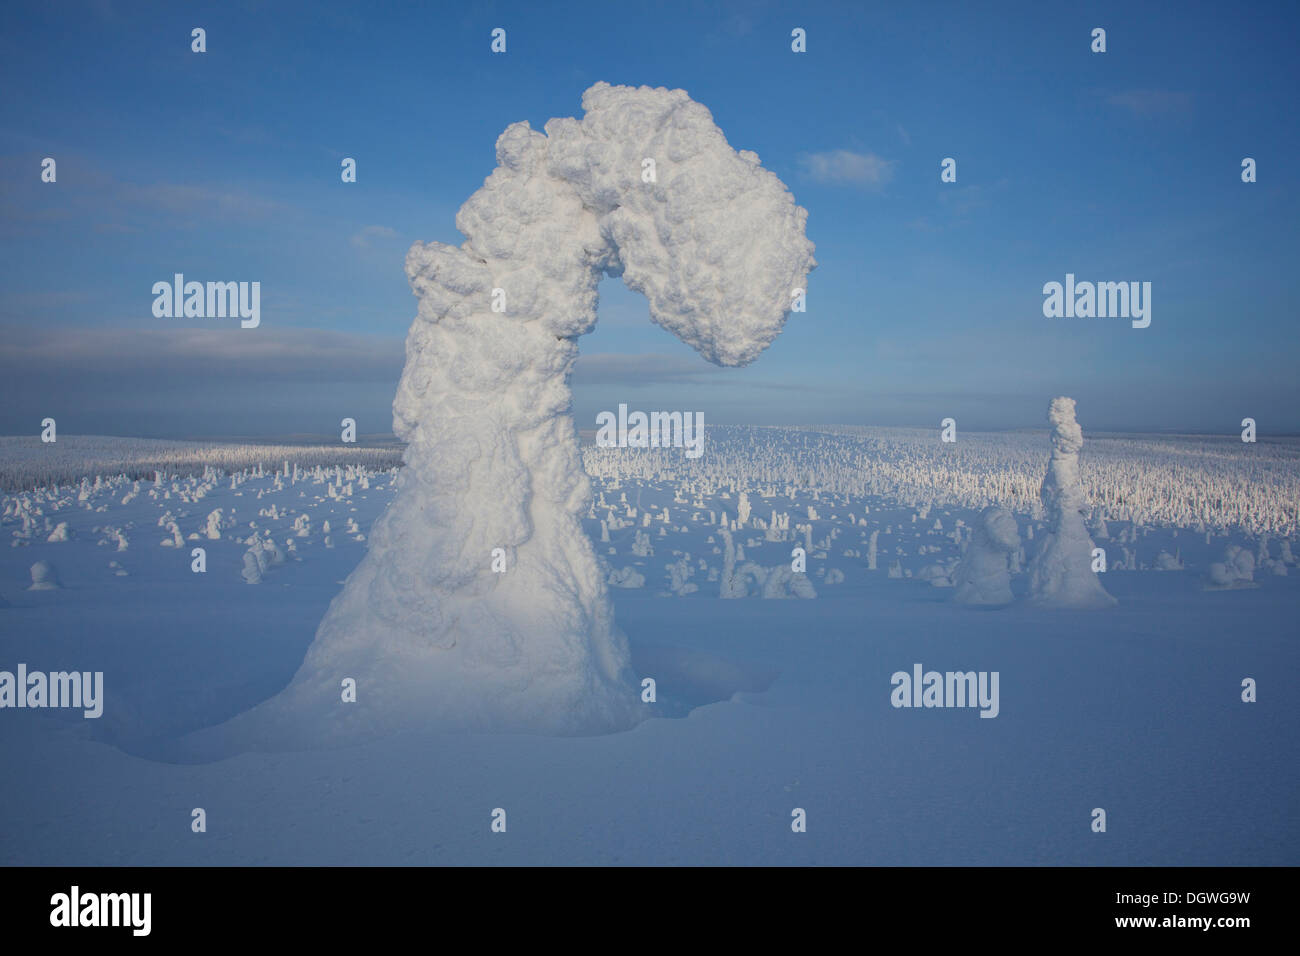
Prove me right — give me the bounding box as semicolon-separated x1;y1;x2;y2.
1;425;1295;864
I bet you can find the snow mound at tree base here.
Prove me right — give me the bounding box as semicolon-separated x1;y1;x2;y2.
1025;531;1119;609
183;570;652;753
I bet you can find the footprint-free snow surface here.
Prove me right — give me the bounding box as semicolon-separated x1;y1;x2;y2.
0;426;1296;865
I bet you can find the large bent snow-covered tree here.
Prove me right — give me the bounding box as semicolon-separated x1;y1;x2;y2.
226;83;816;745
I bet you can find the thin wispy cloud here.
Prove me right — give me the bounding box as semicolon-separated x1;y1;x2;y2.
936;180;1005;218
0;290;94;310
0;325;403;384
350;225;399;249
116;181;289;220
574;352;806;390
0;154;292;238
574;352;722;385
1107;89;1193;116
797;149;895;189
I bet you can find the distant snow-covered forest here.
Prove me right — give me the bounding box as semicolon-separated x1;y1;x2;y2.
3;425;1296;535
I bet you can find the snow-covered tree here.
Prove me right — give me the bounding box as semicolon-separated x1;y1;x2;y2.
953;506;1020;605
223;83;816;743
1025;398;1117;609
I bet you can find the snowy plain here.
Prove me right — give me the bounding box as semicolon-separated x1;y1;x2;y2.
0;425;1296;865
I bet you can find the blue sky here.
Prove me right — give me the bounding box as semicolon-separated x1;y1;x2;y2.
1;0;1297;437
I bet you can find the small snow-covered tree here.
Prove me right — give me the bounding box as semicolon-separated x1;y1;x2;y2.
1025;398;1117;609
953;506;1020;605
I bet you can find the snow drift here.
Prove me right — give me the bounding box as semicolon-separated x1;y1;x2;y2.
216;83;815;746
